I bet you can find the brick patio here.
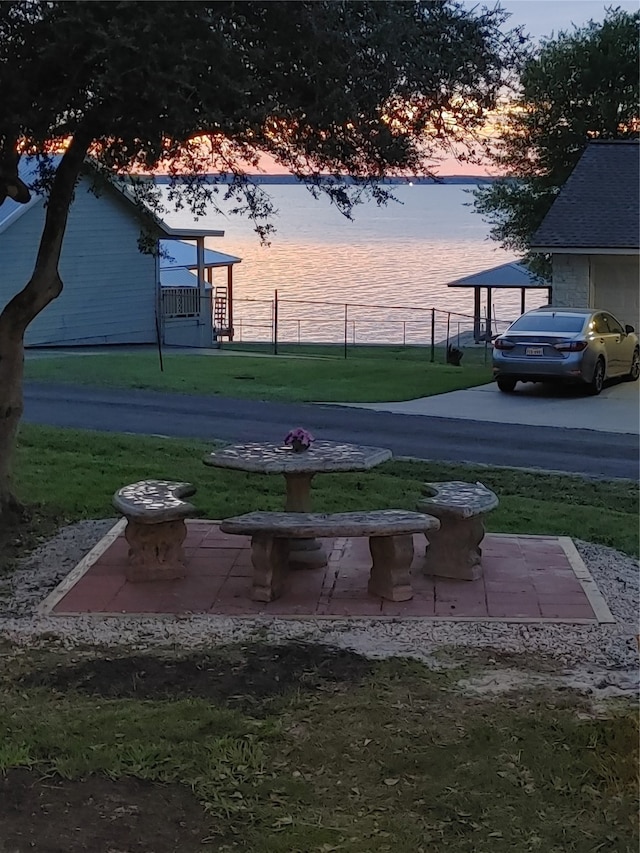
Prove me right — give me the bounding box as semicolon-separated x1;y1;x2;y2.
42;520;613;623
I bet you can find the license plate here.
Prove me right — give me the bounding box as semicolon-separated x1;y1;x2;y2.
526;347;544;356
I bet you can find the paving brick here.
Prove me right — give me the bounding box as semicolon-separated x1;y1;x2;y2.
325;599;383;617
53;576;126;613
536;592;590;606
434;579;486;601
539;603;596;619
101;538;131;559
435;600;489;617
287;574;324;599
209;600;266;615
382;597;435;617
267;599;322;616
86;561;129;577
484;580;536;595
487;594;541;618
228;562;254;578
186;557;233;578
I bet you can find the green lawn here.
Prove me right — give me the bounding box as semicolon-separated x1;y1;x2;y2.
23;348;493;402
1;643;637;852
4;425;637;579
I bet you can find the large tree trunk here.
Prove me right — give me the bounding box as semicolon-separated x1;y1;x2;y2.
0;134;91;519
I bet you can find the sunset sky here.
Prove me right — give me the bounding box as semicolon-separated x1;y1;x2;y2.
440;0;639;175
256;1;638;177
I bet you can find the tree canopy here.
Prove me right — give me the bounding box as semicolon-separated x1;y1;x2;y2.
473;7;640;272
0;0;525;515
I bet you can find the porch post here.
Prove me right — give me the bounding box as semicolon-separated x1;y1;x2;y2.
473;287;481;342
196;237;205;294
196;237;212;346
227;264;234;341
486;287;493;339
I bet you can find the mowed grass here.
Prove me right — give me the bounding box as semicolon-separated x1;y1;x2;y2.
0;645;637;852
8;425;639;570
23;348;492;402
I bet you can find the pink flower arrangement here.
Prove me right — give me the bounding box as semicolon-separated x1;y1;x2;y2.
284;427;315;452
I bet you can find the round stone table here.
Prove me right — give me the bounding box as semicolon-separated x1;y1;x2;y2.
204;440;393;568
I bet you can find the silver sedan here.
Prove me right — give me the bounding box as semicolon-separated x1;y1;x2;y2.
492;307;639;395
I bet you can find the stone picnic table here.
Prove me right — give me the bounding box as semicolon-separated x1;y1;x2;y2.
203;440;392;568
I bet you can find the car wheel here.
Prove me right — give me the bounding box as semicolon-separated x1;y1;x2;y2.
625;349;639;382
587;358;605;396
497;377;517;393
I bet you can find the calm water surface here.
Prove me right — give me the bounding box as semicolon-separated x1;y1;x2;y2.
182;183;545;343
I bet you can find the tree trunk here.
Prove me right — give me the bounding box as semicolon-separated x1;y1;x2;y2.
0;323;27;518
0;134;91;519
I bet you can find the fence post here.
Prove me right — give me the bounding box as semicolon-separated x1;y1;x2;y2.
344;304;348;359
445;312;450;362
273;289;278;355
430;308;435;363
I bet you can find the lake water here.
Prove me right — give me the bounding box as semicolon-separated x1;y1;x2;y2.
191;183;547;344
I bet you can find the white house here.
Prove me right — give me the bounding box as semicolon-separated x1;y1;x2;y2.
530;140;639;327
0;159;241;347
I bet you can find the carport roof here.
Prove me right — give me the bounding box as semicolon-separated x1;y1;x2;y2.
447;261;548;289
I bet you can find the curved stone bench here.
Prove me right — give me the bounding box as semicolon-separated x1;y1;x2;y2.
416;481;499;581
220;509;440;603
112;480;197;582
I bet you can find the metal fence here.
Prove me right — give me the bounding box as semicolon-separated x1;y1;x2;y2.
231;292;513;353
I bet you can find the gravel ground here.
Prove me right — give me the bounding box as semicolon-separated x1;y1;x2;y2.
0;519;638;698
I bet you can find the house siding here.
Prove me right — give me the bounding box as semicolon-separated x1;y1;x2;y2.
591;255;640;328
551;255;592;308
0;177;157;346
551;253;639;327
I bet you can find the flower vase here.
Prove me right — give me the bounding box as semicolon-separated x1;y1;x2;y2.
291;439;308;453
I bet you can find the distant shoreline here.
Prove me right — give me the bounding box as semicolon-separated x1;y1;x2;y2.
154;173;497;186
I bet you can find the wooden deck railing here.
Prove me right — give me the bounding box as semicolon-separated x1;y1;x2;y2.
161;287;201;318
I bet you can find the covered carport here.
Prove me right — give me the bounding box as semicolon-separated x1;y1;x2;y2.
447;261;551;342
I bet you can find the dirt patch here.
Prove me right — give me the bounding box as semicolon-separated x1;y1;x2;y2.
0;502;64;579
0;769;214;852
19;642;374;712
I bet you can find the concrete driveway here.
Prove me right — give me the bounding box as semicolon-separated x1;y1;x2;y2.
340;380;640;435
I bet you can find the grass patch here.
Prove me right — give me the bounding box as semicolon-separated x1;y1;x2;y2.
24;349;492;402
0;644;637;852
7;425;639;576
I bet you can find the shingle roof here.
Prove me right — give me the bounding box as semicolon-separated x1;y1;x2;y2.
530;140;639;250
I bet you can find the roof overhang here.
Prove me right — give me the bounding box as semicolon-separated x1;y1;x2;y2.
160;226;225;238
446;260;549;289
447;281;549;289
530;246;639;255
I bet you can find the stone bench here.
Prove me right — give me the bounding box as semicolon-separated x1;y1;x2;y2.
112;480;197;582
220;509;440;603
416;481;499;581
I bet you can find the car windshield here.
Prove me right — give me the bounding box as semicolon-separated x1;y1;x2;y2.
507;313;586;333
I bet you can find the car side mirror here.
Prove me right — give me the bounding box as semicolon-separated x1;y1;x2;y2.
625;325;635;334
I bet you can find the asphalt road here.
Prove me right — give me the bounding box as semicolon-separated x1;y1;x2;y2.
23;382;639;480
